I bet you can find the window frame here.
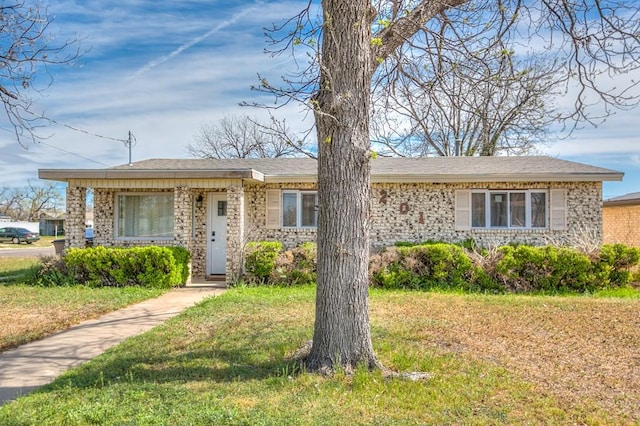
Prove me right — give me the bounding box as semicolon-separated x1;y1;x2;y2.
281;190;318;229
470;190;548;229
115;192;175;240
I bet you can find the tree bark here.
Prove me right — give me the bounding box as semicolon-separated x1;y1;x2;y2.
306;0;379;372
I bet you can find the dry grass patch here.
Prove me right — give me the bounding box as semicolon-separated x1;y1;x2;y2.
372;292;640;421
0;285;166;351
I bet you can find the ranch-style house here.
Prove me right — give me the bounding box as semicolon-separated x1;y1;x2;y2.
39;156;623;281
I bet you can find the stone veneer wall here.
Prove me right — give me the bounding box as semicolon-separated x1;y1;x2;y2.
65;186;87;248
370;181;603;248
244;181;603;249
603;204;640;247
226;185;245;282
244;183;319;248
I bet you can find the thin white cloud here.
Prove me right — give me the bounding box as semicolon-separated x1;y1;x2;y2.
128;0;266;80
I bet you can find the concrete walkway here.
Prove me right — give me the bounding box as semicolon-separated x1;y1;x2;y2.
0;284;225;406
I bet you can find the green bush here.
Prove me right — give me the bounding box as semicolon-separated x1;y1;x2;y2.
597;243;640;286
244;241;283;283
28;256;77;287
494;245;604;293
372;242;640;295
370;243;491;292
62;246;189;288
166;246;192;284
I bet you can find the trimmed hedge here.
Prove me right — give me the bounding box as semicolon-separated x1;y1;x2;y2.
60;245;191;288
369;243;501;292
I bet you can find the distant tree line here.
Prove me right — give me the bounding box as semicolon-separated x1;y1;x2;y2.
0;182;64;222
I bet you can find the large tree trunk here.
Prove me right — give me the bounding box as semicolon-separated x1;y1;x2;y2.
306;0;380;373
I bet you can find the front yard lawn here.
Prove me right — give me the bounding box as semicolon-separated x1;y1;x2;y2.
0;256;167;351
0;285;166;352
1;286;638;425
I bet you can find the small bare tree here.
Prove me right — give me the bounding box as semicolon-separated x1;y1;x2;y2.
372;44;560;157
0;181;63;221
187;115;313;159
0;1;81;147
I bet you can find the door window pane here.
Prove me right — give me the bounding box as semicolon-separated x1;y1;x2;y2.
510;193;526;227
217;201;227;217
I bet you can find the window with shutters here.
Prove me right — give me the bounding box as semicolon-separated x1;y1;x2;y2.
467;190;548;229
116;193;174;239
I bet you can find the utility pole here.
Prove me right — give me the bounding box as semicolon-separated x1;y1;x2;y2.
126;131;136;166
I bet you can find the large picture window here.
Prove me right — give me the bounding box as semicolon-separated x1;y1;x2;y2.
117;193;174;239
471;191;547;229
282;191;318;228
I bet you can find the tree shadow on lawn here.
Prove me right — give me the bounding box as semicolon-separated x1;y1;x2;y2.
37;336;304;395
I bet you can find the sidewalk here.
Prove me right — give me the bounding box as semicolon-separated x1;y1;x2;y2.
0;284;225;406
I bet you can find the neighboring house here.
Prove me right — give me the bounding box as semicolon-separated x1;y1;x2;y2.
603;192;640;247
38;156;622;281
39;212;65;236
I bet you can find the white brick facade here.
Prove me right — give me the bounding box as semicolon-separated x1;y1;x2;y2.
78;179;604;281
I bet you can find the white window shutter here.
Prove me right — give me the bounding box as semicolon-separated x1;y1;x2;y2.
455;190;471;231
265;189;281;229
550;189;567;230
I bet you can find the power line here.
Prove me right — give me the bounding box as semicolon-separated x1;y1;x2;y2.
24;110;128;143
38;141;111;167
19;110;138;164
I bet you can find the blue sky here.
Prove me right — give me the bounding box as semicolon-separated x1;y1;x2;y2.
0;0;638;199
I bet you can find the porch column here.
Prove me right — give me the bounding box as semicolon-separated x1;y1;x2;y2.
65;186;86;248
174;186;192;248
226;184;245;282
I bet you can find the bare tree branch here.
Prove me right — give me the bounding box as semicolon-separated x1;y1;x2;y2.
0;1;82;147
186;115;313;159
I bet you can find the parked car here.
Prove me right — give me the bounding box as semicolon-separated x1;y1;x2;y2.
0;227;40;244
85;228;94;246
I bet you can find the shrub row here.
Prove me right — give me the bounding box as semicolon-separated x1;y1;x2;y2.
243;240;639;294
33;246;191;288
373;242;640;293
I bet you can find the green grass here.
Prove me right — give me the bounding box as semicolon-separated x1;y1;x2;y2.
0;256;167;351
0;235;57;249
0;285;167;352
0;257;41;284
2;286;634;425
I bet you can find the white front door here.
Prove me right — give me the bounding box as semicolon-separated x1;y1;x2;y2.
206;193;227;275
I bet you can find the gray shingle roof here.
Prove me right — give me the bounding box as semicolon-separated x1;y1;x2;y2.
40;156;623;183
109;156;623;182
604;192;640;206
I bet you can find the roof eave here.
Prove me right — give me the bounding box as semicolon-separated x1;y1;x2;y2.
39;168;265;182
371;172;624;183
603;199;640;207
